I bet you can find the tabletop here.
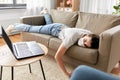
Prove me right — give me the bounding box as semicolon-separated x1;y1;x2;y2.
0;43;48;67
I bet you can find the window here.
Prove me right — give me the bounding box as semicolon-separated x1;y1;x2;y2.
0;0;27;8
16;0;26;4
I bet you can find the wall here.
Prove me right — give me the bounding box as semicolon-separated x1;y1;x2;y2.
0;9;25;33
46;0;56;12
80;0;116;14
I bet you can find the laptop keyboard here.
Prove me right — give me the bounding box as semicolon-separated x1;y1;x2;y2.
13;41;44;58
28;42;44;55
14;43;33;57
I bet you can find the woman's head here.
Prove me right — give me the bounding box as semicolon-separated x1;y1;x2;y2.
78;34;99;49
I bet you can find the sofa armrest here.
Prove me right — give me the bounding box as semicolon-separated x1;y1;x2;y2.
99;25;120;72
20;15;46;25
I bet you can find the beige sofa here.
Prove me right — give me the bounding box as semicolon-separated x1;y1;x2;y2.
20;9;120;73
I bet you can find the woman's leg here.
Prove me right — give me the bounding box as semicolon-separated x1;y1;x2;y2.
6;23;43;34
70;65;120;80
6;23;63;37
6;23;53;34
13;23;43;33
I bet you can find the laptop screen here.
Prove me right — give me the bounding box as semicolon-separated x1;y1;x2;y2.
1;26;13;52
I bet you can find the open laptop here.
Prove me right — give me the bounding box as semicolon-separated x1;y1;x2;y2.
1;26;45;60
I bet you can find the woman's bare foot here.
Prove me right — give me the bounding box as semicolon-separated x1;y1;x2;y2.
6;25;14;35
40;8;48;14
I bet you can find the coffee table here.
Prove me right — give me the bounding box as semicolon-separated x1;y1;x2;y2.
0;43;48;80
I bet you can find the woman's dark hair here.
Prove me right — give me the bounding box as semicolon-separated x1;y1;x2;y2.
89;34;99;49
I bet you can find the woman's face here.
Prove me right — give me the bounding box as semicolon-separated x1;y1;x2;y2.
78;35;92;48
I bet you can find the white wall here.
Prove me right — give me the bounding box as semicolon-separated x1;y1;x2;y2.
0;9;25;30
46;0;56;12
80;0;117;14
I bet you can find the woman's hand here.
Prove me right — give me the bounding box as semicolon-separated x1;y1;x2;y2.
66;71;72;77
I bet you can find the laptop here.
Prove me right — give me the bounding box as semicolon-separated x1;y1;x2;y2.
1;26;45;60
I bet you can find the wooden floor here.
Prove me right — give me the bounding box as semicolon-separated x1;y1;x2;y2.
0;34;21;46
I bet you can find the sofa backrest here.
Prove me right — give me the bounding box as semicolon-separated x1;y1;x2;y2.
50;9;78;28
75;12;120;34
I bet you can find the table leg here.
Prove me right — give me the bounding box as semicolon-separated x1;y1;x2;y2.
29;64;32;73
0;66;3;80
11;67;14;80
39;60;46;80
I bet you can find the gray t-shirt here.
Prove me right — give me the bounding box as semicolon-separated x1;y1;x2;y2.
58;28;92;49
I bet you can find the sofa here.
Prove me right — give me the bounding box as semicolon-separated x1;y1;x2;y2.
20;9;120;73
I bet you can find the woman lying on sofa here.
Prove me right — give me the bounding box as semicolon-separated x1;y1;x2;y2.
6;13;99;77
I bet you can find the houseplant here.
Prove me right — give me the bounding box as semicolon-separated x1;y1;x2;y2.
113;1;120;14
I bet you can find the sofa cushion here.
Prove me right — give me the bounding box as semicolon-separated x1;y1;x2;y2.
48;37;98;64
21;32;52;47
50;9;78;28
49;37;62;50
75;12;120;34
66;45;98;64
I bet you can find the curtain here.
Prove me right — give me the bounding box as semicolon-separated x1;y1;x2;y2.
80;0;117;14
24;0;55;16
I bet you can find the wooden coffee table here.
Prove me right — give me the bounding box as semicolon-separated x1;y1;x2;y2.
0;43;48;80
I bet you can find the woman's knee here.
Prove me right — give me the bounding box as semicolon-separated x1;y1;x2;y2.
75;65;90;72
70;65;89;80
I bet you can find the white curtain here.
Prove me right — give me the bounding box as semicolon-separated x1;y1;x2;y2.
24;0;55;16
80;0;117;14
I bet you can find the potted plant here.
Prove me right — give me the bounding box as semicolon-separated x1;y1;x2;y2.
113;1;120;14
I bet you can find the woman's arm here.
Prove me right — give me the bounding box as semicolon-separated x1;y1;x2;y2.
55;43;71;77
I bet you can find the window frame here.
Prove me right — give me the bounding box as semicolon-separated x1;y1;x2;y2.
0;0;26;9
